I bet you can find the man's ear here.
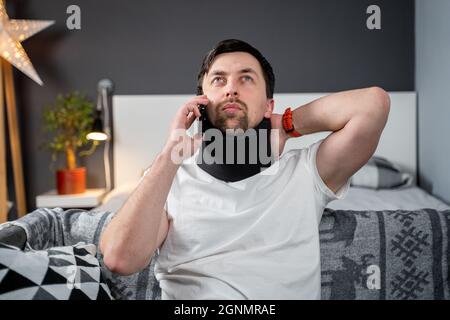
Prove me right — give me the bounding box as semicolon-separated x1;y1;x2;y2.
264;99;275;118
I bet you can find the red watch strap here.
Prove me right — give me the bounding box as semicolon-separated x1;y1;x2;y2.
282;107;302;137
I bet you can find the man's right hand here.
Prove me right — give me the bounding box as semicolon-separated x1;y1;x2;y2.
163;95;210;163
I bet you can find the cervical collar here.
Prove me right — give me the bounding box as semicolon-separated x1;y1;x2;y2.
196;116;274;182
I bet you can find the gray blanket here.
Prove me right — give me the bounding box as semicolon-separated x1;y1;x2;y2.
1;207;449;300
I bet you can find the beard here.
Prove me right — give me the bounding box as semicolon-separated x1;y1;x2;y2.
213;100;249;133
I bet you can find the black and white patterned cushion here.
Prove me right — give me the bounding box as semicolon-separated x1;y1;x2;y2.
0;242;113;300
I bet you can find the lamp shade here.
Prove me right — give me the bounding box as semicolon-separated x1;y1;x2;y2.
87;111;107;141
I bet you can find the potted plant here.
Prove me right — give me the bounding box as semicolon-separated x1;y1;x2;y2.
42;91;100;194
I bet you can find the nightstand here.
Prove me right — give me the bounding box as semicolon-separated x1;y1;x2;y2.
36;188;106;209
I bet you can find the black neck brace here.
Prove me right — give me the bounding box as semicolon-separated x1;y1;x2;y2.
196;116;274;182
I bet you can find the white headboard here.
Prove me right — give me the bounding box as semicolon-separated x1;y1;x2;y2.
112;92;417;189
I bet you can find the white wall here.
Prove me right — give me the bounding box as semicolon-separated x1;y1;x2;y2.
416;0;450;204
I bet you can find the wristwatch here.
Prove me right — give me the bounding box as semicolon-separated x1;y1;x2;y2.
282;107;302;137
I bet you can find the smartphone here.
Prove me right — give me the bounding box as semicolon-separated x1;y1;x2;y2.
198;104;207;134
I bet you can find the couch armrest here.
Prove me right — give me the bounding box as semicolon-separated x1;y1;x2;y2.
6;207;114;250
0;224;27;249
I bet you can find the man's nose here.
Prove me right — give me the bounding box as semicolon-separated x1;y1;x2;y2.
225;81;239;98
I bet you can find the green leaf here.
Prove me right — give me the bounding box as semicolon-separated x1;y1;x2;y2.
41;91;96;169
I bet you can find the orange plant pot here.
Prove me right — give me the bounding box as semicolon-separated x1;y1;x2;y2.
56;167;86;195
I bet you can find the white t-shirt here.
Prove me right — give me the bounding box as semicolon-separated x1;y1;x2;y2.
154;139;350;299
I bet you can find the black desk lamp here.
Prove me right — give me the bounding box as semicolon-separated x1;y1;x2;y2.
86;79;114;192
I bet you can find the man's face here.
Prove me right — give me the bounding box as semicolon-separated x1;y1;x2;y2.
201;52;274;133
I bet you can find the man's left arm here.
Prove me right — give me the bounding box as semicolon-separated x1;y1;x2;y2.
291;87;391;193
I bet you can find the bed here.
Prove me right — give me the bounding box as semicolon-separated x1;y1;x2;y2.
97;183;450;213
2;92;449;300
97;91;449;212
90;92;449;300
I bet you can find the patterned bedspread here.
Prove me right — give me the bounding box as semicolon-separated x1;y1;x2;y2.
1;207;449;300
320;208;450;299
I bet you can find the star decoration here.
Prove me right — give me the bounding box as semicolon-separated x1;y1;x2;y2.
0;0;54;85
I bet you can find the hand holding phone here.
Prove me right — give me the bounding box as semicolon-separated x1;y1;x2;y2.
163;95;209;161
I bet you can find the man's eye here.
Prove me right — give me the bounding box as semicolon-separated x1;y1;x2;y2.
212;77;224;84
243;76;253;82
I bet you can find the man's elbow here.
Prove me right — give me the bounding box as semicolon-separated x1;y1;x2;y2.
370;86;390;114
101;249;150;276
102;253;134;276
365;86;391;125
100;238;151;276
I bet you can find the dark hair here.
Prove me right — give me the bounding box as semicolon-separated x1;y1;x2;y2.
196;39;275;99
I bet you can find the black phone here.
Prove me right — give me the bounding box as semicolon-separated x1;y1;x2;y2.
198;104;207;134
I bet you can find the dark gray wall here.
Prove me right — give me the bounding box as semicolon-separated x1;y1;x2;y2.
7;0;414;217
416;0;450;204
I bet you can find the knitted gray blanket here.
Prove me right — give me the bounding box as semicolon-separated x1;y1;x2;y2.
3;207;449;300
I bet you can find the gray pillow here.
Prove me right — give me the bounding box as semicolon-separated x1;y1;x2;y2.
351;156;413;189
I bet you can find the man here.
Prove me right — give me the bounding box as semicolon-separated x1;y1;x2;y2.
99;39;390;299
